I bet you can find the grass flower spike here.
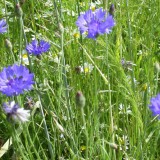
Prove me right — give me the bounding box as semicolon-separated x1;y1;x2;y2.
0;64;34;96
3;101;30;123
76;8;115;39
0;19;7;33
26;39;50;55
149;93;160;119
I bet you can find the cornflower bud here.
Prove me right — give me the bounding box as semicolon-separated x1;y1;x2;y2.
59;23;64;33
15;3;23;17
109;4;115;16
5;39;12;52
108;142;118;150
75;91;86;108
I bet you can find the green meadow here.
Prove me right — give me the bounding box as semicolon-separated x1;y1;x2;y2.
0;0;160;159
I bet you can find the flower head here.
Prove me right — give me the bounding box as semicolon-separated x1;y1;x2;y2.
117;135;129;151
81;62;94;73
3;101;30;123
0;64;34;96
75;62;94;74
89;0;101;11
26;39;50;55
20;50;29;65
149;93;160;119
76;8;115;39
0;19;7;33
83;62;94;73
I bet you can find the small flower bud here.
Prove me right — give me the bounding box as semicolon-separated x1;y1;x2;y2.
5;39;12;52
15;3;23;17
75;91;86;108
105;140;118;149
155;62;160;72
109;4;115;16
141;83;147;91
59;23;64;33
108;142;118;150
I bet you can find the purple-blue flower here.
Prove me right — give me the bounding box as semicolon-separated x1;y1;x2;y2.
3;101;30;122
149;93;160;119
76;8;115;39
0;64;34;96
0;19;7;33
26;39;50;55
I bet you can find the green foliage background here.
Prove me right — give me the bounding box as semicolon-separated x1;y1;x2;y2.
0;0;160;159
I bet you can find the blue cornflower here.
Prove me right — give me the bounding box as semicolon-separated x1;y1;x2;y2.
3;101;30;122
0;19;7;33
0;64;34;96
76;8;115;39
26;39;50;55
149;93;160;119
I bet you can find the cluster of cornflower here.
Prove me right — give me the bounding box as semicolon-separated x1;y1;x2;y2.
1;3;159;125
0;17;50;123
76;7;160;120
0;6;115;123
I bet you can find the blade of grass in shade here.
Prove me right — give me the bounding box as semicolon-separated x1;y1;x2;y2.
53;0;77;143
0;102;39;158
105;34;116;159
16;0;54;158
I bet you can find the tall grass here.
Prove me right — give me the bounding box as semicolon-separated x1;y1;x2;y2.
0;0;160;159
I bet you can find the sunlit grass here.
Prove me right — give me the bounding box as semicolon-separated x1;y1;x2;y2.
0;0;160;159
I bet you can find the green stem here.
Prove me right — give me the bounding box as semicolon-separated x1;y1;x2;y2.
24;124;42;160
105;36;116;159
12;126;29;160
126;0;135;91
36;89;54;159
19;17;23;64
78;42;108;84
81;108;88;158
16;3;54;158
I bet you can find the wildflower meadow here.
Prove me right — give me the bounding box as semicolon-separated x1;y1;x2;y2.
0;0;160;159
